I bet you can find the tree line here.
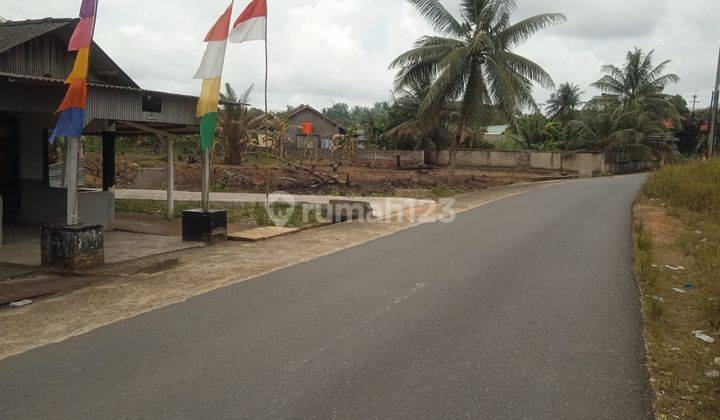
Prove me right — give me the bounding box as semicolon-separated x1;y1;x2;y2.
213;0;712;173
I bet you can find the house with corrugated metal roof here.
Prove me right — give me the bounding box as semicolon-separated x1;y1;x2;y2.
283;105;346;149
483;124;510;144
0;18;199;231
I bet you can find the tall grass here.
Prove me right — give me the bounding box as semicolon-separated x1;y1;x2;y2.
642;160;720;216
642;160;720;326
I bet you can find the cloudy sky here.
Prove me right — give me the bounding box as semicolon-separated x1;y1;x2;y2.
3;0;719;110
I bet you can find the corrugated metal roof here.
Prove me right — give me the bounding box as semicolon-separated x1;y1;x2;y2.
0;18;75;54
285;104;346;131
486;125;510;135
0;71;200;100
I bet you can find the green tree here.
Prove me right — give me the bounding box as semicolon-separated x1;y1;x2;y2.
322;103;352;126
390;0;565;177
571;103;673;161
546;82;584;122
218;83;256;165
511;114;547;149
385;74;455;150
591;48;680;107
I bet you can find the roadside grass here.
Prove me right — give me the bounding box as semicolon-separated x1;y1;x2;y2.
634;160;720;418
642;159;720;217
115;199;320;228
430;186;460;198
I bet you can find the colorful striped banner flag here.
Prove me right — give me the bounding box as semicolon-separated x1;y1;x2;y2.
194;2;234;151
49;0;98;144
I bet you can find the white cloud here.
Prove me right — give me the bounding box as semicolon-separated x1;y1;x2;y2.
2;0;719;110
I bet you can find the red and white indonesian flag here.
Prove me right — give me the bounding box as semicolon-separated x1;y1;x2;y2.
229;0;267;43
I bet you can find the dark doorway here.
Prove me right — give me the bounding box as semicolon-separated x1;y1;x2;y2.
0;116;20;221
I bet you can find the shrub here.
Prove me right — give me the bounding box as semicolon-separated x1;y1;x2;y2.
642;160;720;216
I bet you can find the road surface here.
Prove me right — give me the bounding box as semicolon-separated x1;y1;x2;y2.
0;175;653;419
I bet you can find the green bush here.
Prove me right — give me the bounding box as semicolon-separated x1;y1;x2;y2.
642;160;720;216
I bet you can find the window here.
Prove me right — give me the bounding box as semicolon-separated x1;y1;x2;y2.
142;95;162;114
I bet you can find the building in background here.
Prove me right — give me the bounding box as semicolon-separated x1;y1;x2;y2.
483;125;510;144
283;104;346;149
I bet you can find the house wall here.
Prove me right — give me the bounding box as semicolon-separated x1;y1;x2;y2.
483;134;509;144
287;109;341;149
0;78;197;127
0;33;74;80
7;111;115;229
0;30;133;87
19;180;114;230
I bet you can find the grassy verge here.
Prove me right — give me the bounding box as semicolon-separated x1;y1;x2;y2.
116;199;321;228
634;160;720;418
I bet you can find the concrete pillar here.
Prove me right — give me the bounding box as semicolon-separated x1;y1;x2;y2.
102;132;116;192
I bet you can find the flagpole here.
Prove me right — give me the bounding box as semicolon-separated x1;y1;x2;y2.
263;1;270;224
66;0;100;226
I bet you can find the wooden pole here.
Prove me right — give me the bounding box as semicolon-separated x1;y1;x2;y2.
165;136;175;219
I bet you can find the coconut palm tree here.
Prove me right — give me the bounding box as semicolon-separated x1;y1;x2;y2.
390;0;565;176
571;103;673;161
546;82;584;122
591;48;680;106
385;74;455;150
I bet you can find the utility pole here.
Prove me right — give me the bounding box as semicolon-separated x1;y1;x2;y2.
691;91;700;112
709;46;720;157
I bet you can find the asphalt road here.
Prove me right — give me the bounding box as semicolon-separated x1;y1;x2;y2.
0;175;653;419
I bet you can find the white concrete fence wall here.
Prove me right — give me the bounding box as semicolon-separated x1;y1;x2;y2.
427;150;608;174
284;149;424;166
282;148;614;174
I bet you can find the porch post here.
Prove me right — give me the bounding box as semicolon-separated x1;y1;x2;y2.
102;131;116;191
165;136;175;220
66;137;79;225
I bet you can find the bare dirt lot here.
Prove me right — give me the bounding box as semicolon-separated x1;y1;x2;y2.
85;151;569;197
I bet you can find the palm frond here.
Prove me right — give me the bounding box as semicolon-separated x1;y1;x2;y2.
239;84;255;104
498;51;554;89
389;36;463;69
407;0;465;37
652;73;681;88
496;13;566;48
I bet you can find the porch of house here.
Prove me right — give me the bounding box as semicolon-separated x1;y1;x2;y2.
0;104;200;269
0;221;202;267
